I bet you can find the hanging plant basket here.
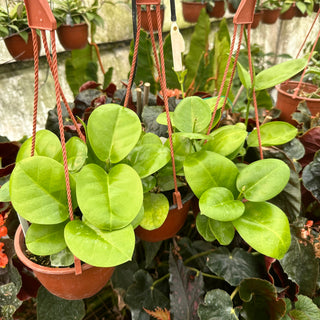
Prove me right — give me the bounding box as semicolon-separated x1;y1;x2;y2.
251;11;263;29
141;6;165;31
280;4;296;20
14;225;114;300
57;23;88;51
295;7;308;17
276;81;320;124
4;32;41;61
207;1;225;18
135;191;194;242
181;1;207;23
261;8;281;24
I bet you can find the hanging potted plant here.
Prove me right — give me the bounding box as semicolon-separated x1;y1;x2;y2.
279;0;296;20
295;0;314;16
227;0;241;13
0;2;40;61
181;0;207;23
207;0;226;18
261;0;281;24
140;4;165;32
52;0;104;51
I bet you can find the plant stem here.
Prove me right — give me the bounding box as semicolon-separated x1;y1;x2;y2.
187;266;224;280
151;273;170;290
230;287;239;300
184;249;215;265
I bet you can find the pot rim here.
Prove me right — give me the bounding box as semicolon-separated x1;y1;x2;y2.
14;225;94;275
276;81;320;102
169;190;194;210
58;22;88;28
4;31;32;40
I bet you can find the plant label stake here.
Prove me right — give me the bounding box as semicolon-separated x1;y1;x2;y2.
23;0;83;275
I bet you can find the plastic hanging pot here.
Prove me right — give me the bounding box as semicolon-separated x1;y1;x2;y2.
57;23;88;51
208;1;225;18
262;8;281;24
141;7;165;31
14;225;114;300
181;1;207;23
4;32;41;61
279;4;296;20
135;191;194;242
276;81;320;124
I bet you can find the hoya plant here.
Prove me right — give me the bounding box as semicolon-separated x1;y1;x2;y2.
4;103;171;268
156;96;298;259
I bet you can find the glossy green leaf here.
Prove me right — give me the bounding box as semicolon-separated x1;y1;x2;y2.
236;159;290;201
255;57;308;91
87;104;141;163
288;295;320;319
199;187;245;221
204;124;247;158
131;206;144;229
184;150;239;198
141;176;156;193
16;130;61;162
0;181;10;202
302;150;320;202
10;156;73;224
76;163;143;230
237;61;252;89
198;289;239;320
156;111;174;127
50;248;74;267
173;96;212;133
56;137;87;173
204;97;224;112
196;215;216;242
233;201;291;259
247;122;297;147
25;222;67;256
140;193;169;230
65;220;135;267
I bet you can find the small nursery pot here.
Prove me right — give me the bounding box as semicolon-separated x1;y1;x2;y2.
135;191;194;242
181;1;207;23
57;23;88;51
276;81;320;124
208;1;225;18
279;5;296;20
141;7;165;31
14;225;114;300
4;32;41;61
262;8;281;24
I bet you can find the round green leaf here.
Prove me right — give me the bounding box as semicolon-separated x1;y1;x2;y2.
156;111;174;127
196;215;216;242
139;193;169;230
205;124;247;158
232;201;291;259
25;222;67;256
10;156;72;224
247;122;298;147
87;104;141;163
236;159;290;201
184;150;239;198
173;96;212;133
76;163;143;230
64;220;135;267
199;187;245;221
16;130;62;162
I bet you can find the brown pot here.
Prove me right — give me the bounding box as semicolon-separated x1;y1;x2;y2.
135;192;194;242
280;5;296;20
295;7;308;17
182;1;207;23
208;1;225;18
251;11;263;29
141;8;165;31
4;32;41;61
57;23;88;51
276;81;320;124
262;8;281;24
14;225;114;300
227;1;237;13
314;3;320;13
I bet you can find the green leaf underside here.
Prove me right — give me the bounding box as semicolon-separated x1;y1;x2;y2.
140;193;169;230
233;201;291;259
199;187;245;221
10;156;70;224
64;220;135;267
76;163;143;230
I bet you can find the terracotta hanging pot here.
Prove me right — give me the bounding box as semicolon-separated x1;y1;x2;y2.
135;191;194;242
4;32;41;61
295;7;308;17
280;5;296;20
262;8;281;24
227;1;237;13
141;7;165;31
181;1;207;23
57;23;88;51
251;11;263;29
276;81;320;124
208;1;225;18
14;225;114;300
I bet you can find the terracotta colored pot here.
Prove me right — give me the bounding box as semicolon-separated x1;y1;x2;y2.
135;192;194;242
14;225;114;300
280;5;296;20
141;8;164;31
182;1;207;23
4;32;41;61
251;11;263;29
57;23;88;51
208;1;225;18
262;8;281;24
227;1;237;13
276;81;320;124
314;3;320;13
295;7;308;17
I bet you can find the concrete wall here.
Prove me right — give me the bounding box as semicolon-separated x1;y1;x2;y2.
0;0;318;141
